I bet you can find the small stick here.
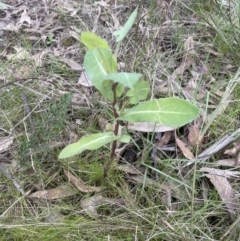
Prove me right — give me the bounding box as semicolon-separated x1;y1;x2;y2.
104;83;119;177
183;127;240;168
21;92;35;134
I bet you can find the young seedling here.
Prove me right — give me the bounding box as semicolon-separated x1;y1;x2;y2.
59;8;200;176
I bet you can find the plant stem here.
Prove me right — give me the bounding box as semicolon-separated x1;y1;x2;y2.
114;42;121;57
104;83;119;177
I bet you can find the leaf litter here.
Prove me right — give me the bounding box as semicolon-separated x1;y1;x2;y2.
175;137;195;160
203;172;239;215
0;136;14;153
28;184;78;200
80;194;124;219
64;169;103;193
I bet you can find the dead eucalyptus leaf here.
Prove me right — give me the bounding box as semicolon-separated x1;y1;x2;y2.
176;137;194;160
17;9;32;27
111;12;121;30
59;57;83;71
64;169;102;193
154;131;172;149
95;0;110;7
7;47;31;60
205;173;239;214
32;50;49;67
80;194;124;219
114;164;142;175
188;123;203;146
131;175;161;188
127;122;175;132
78;72;93;87
0;136;14;153
12;65;32;78
161;131;172;144
28;184;78;200
161;183;172;208
183;86;206;100
200;167;240;178
215;159;237;167
175;36;195;76
224;142;240;156
236;152;240;166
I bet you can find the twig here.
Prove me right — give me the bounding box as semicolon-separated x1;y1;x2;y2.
183;127;240;168
0;78;38;90
21;92;35;134
0;165;25;195
21;92;36;171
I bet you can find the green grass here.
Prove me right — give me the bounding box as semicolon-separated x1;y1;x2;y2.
1;0;240;240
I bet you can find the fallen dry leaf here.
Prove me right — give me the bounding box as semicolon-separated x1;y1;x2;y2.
224;142;240;156
154;131;172;149
215;159;237;167
95;0;110;7
200;167;240;178
59;57;83;71
176;137;195;160
236;152;240;166
7;47;31;60
78;71;93;87
3;23;19;32
161;183;172;208
32;50;49;67
131;175;161;188
188;123;203;146
80;194;124;219
183;86;206;100
45;210;64;223
12;65;33;78
28;184;78;200
17;9;32;27
0;136;14;153
175;36;195;76
127;122;175;132
114;164;142;175
161;131;172;144
64;169;102;193
111;12;121;30
205;173;239;214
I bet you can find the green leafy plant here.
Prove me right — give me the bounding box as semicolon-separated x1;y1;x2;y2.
59;8;200;176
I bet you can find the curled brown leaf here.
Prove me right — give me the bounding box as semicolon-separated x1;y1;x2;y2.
64;169;102;193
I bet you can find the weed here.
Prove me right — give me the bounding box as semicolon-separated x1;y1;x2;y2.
59;8;200;176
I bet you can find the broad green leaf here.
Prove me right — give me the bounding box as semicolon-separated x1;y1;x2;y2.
126;80;149;104
103;73;142;89
84;48;117;101
0;2;12;9
119;134;131;143
118;97;200;127
81;32;110;50
59;132;120;159
113;7;138;42
102;80;125;97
